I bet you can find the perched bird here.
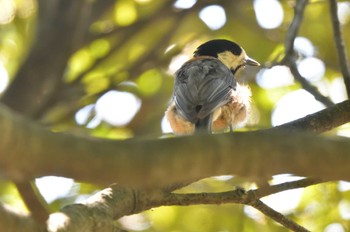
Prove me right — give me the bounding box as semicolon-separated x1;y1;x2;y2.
166;39;260;135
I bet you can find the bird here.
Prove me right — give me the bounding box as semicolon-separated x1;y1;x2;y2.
165;39;260;135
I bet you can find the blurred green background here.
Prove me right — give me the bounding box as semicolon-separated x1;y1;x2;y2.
0;0;350;231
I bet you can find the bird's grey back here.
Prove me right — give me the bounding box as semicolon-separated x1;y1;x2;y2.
173;58;236;123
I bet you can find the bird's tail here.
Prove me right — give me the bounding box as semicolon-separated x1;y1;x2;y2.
195;114;212;134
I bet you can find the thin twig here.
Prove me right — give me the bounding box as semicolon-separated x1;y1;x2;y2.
249;200;310;232
271;99;350;133
70;1;175;85
288;61;334;106
153;181;315;231
284;0;309;56
142;179;322;231
282;0;334;106
329;0;350;97
252;177;323;198
152;179;323;207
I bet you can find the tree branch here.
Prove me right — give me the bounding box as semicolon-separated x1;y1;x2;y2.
1;0;88;117
13;181;49;224
47;185;133;232
0;1;111;223
287;60;334;107
1;99;344;231
284;0;309;56
47;178;321;231
0;203;45;232
271;99;350;133
281;0;334;106
249;200;309;232
329;0;350;97
253;178;322;198
0;100;349;189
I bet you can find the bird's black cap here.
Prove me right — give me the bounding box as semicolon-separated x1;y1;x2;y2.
194;39;243;58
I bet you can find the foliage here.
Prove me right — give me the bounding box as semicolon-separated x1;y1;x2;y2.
0;0;350;231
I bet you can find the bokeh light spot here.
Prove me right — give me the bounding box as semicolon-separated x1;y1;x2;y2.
339;200;350;220
89;39;110;59
199;5;226;30
114;0;138;26
324;223;345;232
174;0;197;9
254;0;284;29
67;49;94;81
259;174;304;214
272;89;325;126
294;37;315;57
338;2;350;25
168;54;190;74
95;90;141;126
338;181;350;192
256;65;294;89
75;104;95;126
297;57;325;82
161;116;173;134
0;0;16;24
119;214;151;231
136;69;162;96
0;63;9;93
35;176;74;203
148;206;176;231
329;78;347;103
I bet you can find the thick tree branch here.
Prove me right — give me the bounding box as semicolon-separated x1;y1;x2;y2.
0;101;349;189
329;0;350;97
0;1;110;223
47;185;133;232
1;0;88;117
0;79;346;232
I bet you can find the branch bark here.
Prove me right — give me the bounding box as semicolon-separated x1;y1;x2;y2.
1;0;88;118
0;101;349;189
271;99;350;133
13;181;49;224
286;60;334;107
329;0;350;97
249;200;309;232
284;0;309;56
0;0;114;223
47;178;321;232
282;0;334;107
0;203;45;232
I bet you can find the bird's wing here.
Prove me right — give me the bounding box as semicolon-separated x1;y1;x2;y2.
173;57;236;123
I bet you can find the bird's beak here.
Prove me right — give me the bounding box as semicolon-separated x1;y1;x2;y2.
245;57;260;66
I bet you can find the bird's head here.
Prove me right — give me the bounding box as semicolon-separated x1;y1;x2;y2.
194;39;260;76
